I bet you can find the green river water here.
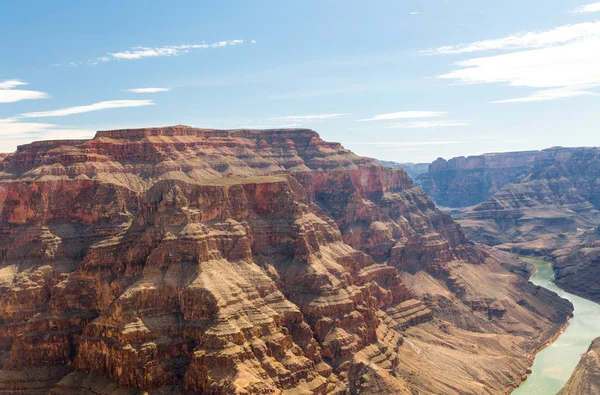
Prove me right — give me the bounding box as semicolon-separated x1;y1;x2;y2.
512;258;600;394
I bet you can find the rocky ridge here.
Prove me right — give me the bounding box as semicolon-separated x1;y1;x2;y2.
0;126;572;394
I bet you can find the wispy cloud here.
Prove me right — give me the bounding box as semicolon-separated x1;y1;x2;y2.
124;87;170;93
271;113;351;121
0;119;94;152
0;80;48;103
572;2;600;13
357;111;447;122
61;39;249;66
0;80;27;89
347;141;464;147
434;21;600;103
492;87;597;103
20;100;155;118
238;123;303;129
424;21;600;54
386;120;470;128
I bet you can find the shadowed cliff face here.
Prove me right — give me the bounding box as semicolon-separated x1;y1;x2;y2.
0;127;572;394
552;226;600;303
418;151;539;208
410;148;600;253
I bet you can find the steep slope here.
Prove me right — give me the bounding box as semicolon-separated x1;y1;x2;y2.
0;126;572;394
552;226;600;302
558;337;600;395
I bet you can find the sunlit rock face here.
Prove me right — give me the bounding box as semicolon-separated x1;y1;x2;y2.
0;126;571;394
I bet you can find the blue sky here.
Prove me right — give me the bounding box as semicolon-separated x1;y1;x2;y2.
1;0;600;162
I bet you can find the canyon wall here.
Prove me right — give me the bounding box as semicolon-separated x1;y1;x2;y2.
417;151;539;208
0;127;572;394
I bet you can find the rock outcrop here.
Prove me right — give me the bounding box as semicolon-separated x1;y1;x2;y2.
558;337;600;395
0;126;572;394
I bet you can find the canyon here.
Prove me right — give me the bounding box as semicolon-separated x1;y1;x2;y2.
411;147;600;294
398;147;600;394
0;126;572;394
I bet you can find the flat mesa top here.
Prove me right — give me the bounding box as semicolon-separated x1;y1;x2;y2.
94;125;320;140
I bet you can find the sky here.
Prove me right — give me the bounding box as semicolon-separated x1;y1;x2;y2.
1;0;600;163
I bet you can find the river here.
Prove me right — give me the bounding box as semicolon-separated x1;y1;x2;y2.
513;258;600;394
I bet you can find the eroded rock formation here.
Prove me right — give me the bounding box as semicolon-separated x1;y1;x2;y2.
0;126;572;394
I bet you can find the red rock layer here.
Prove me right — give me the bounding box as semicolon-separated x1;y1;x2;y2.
0;127;572;394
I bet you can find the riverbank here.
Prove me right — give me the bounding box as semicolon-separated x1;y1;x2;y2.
512;258;600;394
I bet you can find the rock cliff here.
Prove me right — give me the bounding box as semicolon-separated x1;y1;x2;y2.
417;151;539;208
552;225;600;302
411;148;600;250
558;337;600;395
458;147;600;249
0;126;572;394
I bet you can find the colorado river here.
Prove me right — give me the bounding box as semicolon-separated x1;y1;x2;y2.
513;258;600;394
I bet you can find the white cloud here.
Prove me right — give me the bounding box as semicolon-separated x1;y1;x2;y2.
271;113;351;121
572;2;600;13
410;12;419;15
0;80;27;89
347;141;464;147
0;79;48;103
239;123;302;129
110;40;245;60
59;39;249;66
435;21;600;103
424;21;600;54
492;87;597;103
125;87;170;93
386;120;470;128
20;100;155;118
358;111;447;122
0;119;94;153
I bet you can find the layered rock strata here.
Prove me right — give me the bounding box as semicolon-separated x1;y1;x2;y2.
411;147;600;250
417;151;539;208
0;126;572;394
